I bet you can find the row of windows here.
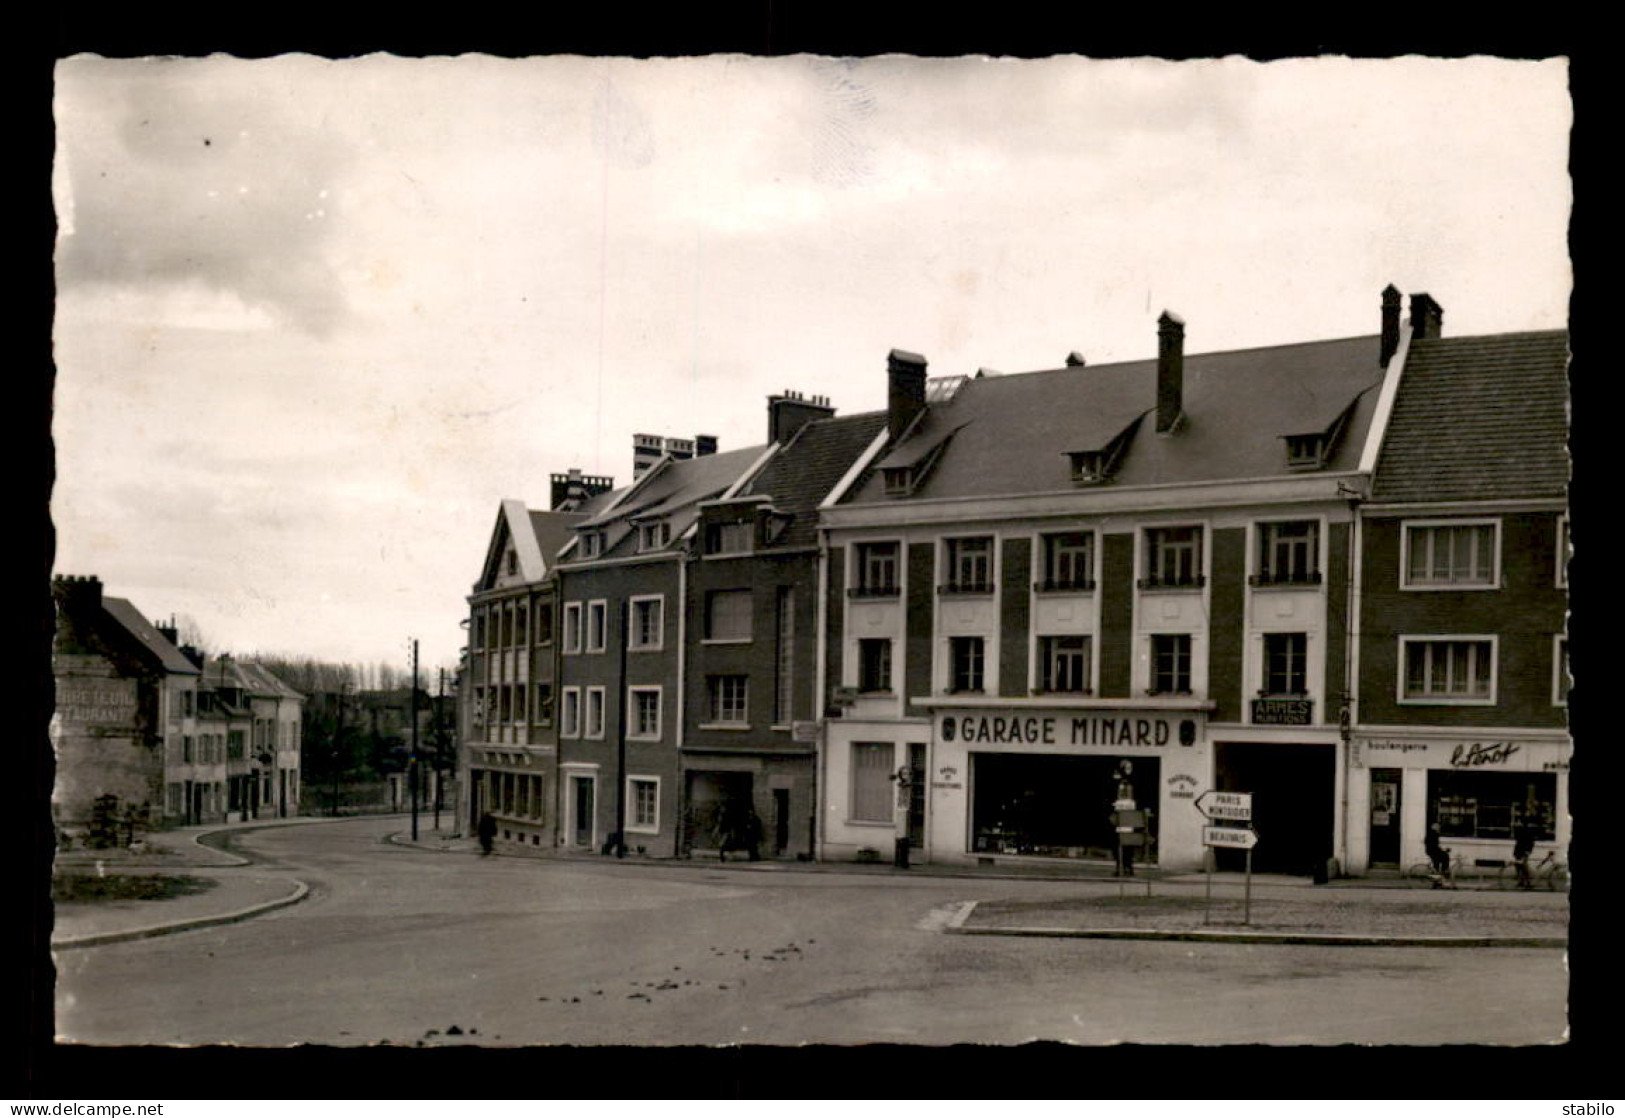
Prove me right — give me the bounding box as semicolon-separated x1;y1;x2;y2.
555;686;664;740
846;517;1569;596
472;598;554;652
179;733;228;765
484;769;548;823
852;633;1570;706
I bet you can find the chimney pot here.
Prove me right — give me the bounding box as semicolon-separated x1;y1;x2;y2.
1156;311;1185;434
1066;351;1087;367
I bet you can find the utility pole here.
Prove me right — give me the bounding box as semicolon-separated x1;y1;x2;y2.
614;600;628;858
332;681;346;818
434;667;445;832
410;638;420;842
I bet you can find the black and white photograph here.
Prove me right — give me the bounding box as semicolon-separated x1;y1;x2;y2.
42;48;1574;1060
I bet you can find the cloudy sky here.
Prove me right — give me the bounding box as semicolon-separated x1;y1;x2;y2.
52;54;1571;673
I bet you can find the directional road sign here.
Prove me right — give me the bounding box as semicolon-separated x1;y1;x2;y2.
1203;825;1258;849
1195;790;1253;822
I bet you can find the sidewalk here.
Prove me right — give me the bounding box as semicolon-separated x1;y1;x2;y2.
948;886;1570;947
50;814;381;949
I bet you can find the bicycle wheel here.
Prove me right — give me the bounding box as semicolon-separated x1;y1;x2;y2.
1406;860;1439;884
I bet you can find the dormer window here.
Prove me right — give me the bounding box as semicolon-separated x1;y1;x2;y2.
883;467;913;496
1284;434;1326;469
1067;451;1107;485
578;531;605;559
707;520;753;555
638;521;671;552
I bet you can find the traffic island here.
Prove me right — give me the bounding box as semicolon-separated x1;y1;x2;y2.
950;892;1569;947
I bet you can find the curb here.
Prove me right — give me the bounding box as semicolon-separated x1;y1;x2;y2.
381;833;1575;900
946;923;1568;948
52;878;311;950
385;832;1166;885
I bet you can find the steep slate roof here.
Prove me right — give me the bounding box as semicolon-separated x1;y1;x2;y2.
581;445;767;558
529;509;586;563
101;597;200;675
1371;331;1569;503
739;410;890;549
237;661;305;701
846;334;1386;503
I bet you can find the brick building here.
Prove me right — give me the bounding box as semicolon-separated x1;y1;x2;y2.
682;394;888;859
1346;319;1570;874
454;287;1568;880
818;305;1397;872
462;481;611;852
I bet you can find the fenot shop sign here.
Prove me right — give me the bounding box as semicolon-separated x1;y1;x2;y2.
940;713;1198;748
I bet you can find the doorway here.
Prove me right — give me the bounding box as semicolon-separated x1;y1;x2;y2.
1369;769;1402;865
772;788;790;856
1214;741;1335;874
572;775;595;848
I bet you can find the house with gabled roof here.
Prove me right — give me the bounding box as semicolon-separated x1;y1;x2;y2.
551;434;766;857
817;292;1406;873
462;476;616;853
1348;320;1570;876
681;394;890;860
52;576;202;838
233;660;306;818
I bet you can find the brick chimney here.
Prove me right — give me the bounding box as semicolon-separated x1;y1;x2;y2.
632;434;666;480
695;434;719;457
550;467;615;511
52;574;104;610
768;390;836;444
1380;285;1403;368
1065;351;1087;367
1156;311;1185;434
887;349;927;441
156;618;180;647
1409;293;1444;341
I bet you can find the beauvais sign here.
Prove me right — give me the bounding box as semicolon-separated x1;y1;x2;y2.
1203;826;1258;849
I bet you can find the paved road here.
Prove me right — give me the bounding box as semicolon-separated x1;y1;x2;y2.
54;818;1568;1047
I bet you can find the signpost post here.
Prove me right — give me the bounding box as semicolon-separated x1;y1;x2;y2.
1196;791;1256;925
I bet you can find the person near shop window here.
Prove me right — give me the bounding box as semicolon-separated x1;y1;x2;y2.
477;811;497;856
1512;819;1536;889
1424;822;1453;888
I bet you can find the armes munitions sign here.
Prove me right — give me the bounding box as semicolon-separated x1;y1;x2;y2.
1250;698;1313;726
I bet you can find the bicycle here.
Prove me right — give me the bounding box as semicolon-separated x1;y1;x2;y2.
1529;850;1568;891
1405;850;1465;888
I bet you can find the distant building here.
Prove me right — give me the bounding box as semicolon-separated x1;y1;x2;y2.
52;576;199;837
51;575;305;836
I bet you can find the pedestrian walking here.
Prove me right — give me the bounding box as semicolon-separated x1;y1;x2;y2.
477;811;497;856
